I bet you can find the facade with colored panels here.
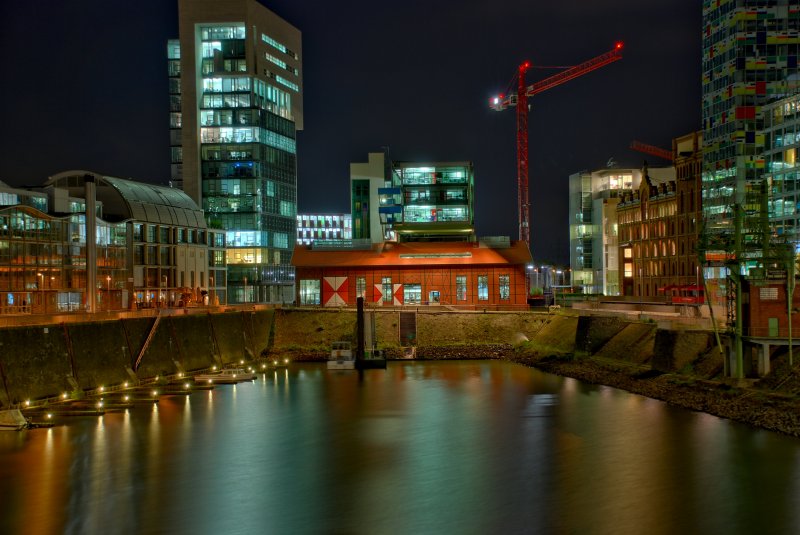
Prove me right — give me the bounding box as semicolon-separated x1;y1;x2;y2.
292;240;531;308
702;0;800;246
170;0;302;304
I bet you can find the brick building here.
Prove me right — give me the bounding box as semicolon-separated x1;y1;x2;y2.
618;132;704;303
292;239;530;308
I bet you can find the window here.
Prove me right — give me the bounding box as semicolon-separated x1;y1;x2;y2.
382;276;392;303
299;280;320;305
404;283;421;304
499;275;510;300
456;275;467;300
624;263;633;278
478;275;488;301
356;276;366;298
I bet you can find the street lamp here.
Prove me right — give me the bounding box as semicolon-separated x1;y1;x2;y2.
556;270;563;306
37;272;43;312
210;275;215;306
243;276;248;304
162;275;167;307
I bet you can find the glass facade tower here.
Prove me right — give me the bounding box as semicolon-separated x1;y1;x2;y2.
702;1;800;247
171;0;302;303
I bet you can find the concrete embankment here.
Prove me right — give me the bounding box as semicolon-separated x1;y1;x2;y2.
4;306;800;438
0;309;273;406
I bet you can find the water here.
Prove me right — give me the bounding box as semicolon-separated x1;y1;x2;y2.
1;361;799;534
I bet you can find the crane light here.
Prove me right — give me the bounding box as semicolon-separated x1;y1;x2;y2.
493;97;499;105
615;42;624;50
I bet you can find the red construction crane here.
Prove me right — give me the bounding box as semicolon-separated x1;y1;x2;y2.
630;140;674;162
490;43;624;251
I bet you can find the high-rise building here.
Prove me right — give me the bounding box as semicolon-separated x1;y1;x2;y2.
701;1;800;245
169;0;302;303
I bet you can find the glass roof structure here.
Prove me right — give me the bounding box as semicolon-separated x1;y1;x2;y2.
46;170;206;228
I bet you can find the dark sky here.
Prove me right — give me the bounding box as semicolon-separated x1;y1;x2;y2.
0;0;700;263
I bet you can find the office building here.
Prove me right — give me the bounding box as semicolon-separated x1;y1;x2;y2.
296;213;352;245
170;0;302;303
350;152;475;244
0;171;224;313
569;166;669;295
702;0;800;245
763;93;800;242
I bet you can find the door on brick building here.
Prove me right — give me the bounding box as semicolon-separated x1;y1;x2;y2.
768;317;779;337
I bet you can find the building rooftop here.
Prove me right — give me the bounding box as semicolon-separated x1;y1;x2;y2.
46;170;206;228
292;240;531;268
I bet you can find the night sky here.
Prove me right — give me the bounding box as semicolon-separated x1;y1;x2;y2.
1;0;700;263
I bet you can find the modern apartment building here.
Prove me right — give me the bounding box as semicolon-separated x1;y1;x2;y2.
349;152;475;244
169;0;302;304
702;0;800;247
569;167;644;295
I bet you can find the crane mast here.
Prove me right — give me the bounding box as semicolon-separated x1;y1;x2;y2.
490;43;624;253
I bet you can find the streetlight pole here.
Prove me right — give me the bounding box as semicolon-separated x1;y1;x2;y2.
37;272;43;312
162;275;167;307
556;269;562;306
243;276;248;304
106;276;111;310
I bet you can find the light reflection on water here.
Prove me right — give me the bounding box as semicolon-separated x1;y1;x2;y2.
1;361;799;534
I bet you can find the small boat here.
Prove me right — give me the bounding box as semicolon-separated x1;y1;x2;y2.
193;368;257;384
358;348;387;369
328;341;355;370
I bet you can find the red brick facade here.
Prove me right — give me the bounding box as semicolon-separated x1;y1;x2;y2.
292;241;531;308
743;279;800;338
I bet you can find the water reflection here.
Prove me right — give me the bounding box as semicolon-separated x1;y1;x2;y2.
1;361;799;534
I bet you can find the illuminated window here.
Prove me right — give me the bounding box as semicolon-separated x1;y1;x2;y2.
624;263;633;277
356;276;366;298
499;275;510;300
300;280;320;305
456;275;467;300
382;277;392;303
478;275;488;301
404;284;421;304
275;75;299;92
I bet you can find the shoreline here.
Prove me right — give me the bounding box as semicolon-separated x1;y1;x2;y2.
271;343;800;437
507;350;800;439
